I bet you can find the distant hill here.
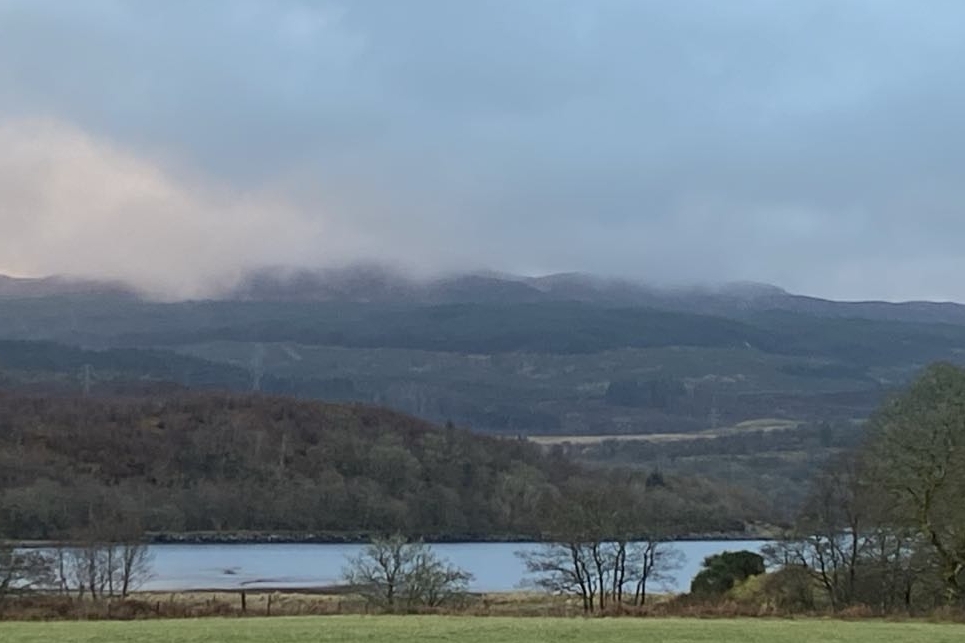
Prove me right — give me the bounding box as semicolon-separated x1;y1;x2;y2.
0;339;250;393
0;392;754;540
0;274;138;300
190;267;965;325
5;268;965;325
3;268;956;527
1;267;964;437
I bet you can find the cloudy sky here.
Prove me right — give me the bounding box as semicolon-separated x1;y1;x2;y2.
1;1;964;300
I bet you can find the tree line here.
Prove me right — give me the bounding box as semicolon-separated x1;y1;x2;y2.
0;392;746;542
5;362;965;616
345;364;965;614
739;363;965;613
1;541;153;608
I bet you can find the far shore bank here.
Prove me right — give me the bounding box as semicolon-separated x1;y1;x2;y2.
7;527;778;548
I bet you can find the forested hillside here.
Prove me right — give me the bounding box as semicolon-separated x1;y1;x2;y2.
3;273;965;530
5;291;965;435
0;393;757;541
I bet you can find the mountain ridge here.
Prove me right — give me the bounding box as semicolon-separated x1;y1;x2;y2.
0;274;138;300
3;268;965;325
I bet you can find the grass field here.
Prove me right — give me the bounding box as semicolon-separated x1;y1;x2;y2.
1;616;963;643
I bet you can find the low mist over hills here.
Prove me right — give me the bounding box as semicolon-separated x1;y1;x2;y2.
8;267;965;325
228;267;965;326
0;274;138;300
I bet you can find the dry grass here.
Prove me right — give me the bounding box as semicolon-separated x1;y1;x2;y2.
528;418;800;446
0;590;576;621
4;590;960;624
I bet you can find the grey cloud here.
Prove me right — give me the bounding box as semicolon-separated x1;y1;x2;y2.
2;1;965;300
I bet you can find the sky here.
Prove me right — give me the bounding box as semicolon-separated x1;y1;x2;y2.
1;1;964;301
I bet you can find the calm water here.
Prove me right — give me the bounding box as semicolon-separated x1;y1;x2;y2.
140;540;769;594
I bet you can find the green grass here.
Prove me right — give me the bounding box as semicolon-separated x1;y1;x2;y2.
1;616;963;643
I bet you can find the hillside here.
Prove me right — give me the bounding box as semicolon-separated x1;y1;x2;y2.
7;269;965;324
0;392;757;541
3;271;965;434
3;290;963;435
3;270;959;525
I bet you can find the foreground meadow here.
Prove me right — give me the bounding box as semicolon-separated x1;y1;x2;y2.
1;616;963;643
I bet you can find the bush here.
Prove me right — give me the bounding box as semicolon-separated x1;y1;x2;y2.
690;550;765;596
726;567;817;612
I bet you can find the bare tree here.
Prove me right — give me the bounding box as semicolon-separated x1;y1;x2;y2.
790;452;870;610
519;538;681;612
518;541;597;611
865;363;965;604
400;546;473;608
519;479;682;612
630;539;683;606
64;543;105;599
343;534;472;611
56;540;154;600
0;546;54;607
116;541;154;598
770;434;941;613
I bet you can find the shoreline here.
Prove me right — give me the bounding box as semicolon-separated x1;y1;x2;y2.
8;528;777;548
